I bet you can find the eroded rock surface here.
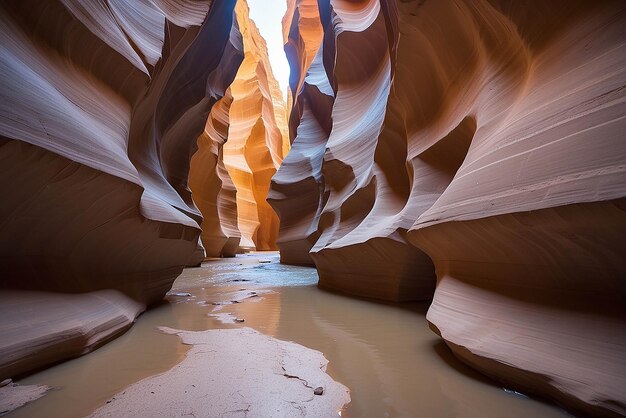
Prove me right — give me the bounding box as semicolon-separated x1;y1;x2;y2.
222;0;290;251
189;90;241;258
271;0;436;299
268;0;332;266
0;290;143;380
0;0;242;377
270;0;626;415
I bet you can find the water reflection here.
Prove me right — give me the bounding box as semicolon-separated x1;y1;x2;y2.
11;252;568;418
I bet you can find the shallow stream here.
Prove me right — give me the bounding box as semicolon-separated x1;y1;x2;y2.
11;252;569;417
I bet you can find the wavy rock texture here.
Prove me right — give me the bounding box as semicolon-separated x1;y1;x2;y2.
0;290;143;381
272;0;626;415
0;0;242;378
272;0;436;299
282;0;324;142
402;2;626;416
310;0;438;302
189;90;241;258
267;0;332;266
222;0;290;251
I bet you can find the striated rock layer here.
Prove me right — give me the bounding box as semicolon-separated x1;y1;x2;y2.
0;290;143;381
270;0;626;415
0;0;242;378
282;0;324;143
268;0;331;266
402;2;626;415
222;0;290;251
271;0;436;298
189;90;241;258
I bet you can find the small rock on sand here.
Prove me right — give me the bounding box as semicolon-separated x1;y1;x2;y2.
167;292;192;297
314;387;324;395
88;328;349;417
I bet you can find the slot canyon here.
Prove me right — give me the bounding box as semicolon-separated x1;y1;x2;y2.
0;0;624;417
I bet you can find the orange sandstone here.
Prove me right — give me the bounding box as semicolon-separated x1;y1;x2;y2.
222;0;290;251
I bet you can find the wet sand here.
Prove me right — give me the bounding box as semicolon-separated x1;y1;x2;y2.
88;327;349;417
8;252;570;417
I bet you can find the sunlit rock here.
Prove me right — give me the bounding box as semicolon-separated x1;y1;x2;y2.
222;0;290;251
189;90;241;258
282;0;325;142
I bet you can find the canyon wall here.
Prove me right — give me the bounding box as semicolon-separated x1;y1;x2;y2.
222;0;290;251
189;90;241;258
0;0;242;379
271;0;436;298
267;0;331;266
270;0;626;416
281;0;324;143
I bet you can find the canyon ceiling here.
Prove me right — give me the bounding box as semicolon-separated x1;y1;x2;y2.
0;0;625;417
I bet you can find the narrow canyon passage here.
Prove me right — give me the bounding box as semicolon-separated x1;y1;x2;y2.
1;0;625;417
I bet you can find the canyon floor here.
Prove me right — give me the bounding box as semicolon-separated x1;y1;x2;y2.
6;253;571;417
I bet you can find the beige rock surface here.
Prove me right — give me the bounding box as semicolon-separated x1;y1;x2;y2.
0;290;143;381
402;2;626;415
222;0;290;251
88;327;350;417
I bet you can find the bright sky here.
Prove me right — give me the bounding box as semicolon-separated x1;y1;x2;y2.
247;0;290;100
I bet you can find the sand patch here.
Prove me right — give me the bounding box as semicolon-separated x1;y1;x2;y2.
89;327;349;417
0;382;49;416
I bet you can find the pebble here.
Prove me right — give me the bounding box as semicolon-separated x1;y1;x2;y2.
168;292;192;297
314;387;324;395
235;318;245;323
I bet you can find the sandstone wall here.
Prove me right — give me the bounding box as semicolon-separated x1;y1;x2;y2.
0;0;242;379
269;0;626;415
267;0;331;266
282;0;324;142
189;90;241;258
222;0;290;251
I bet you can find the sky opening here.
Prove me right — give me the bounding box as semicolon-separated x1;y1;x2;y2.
247;0;290;100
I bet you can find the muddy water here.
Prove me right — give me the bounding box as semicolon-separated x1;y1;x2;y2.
11;252;569;417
